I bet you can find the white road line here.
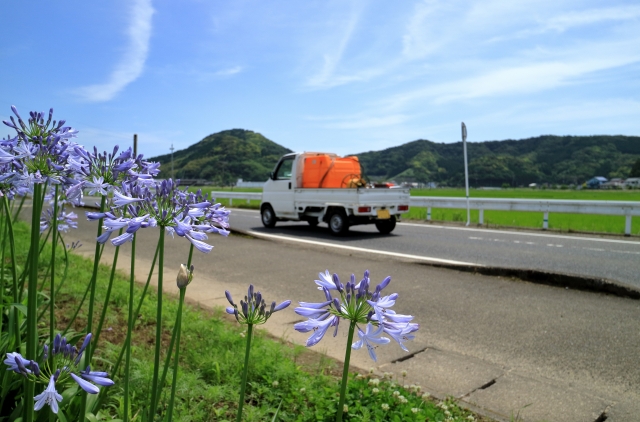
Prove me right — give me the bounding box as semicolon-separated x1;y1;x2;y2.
398;222;640;245
611;250;640;255
246;231;481;267
584;248;605;252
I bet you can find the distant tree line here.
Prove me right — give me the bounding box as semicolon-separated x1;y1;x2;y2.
150;132;640;187
355;135;640;187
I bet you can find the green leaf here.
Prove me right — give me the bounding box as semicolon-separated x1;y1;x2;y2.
9;303;27;316
57;410;69;422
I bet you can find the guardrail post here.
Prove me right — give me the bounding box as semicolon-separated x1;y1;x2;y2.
543;212;549;230
625;214;632;237
479;209;484;225
427;207;431;221
230;198;233;207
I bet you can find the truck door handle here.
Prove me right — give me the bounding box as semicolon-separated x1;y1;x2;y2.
289;182;291;189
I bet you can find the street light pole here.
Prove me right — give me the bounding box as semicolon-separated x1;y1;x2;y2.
170;144;175;180
462;122;470;226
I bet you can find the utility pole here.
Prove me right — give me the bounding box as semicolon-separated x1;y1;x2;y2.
133;134;138;157
170;144;175;180
462;122;470;226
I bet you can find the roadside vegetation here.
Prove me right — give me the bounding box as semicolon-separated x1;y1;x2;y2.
3;219;486;421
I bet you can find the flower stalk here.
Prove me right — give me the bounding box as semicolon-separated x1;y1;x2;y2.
236;323;254;422
337;320;357;422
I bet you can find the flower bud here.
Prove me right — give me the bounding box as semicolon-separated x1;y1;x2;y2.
176;264;193;289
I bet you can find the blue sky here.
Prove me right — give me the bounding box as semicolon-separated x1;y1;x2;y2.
2;0;639;159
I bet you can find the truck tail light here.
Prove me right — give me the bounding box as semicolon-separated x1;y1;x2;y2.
398;205;409;211
358;206;371;213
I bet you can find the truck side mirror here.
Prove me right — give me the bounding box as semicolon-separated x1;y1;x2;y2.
269;171;274;180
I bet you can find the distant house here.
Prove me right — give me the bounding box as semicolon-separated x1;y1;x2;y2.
586;176;607;189
602;178;624;189
625;178;640;189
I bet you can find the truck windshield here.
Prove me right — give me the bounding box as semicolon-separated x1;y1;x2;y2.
275;157;294;179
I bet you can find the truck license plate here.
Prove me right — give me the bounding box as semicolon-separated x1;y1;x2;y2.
377;209;390;219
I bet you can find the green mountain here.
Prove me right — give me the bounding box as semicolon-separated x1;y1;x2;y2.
355;135;640;187
150;129;291;185
151;131;640;187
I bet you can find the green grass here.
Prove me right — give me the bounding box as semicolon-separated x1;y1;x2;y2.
4;220;486;422
410;187;640;201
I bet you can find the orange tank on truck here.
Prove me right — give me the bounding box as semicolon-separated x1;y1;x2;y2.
300;153;363;188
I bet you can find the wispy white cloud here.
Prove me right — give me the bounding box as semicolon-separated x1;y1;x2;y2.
75;0;155;102
402;36;639;107
305;1;367;89
214;66;243;77
542;5;640;33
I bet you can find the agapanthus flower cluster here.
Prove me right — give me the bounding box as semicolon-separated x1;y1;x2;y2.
225;284;291;325
294;270;419;362
65;144;159;203
1;106;79;195
91;179;231;253
3;333;114;414
40;206;78;233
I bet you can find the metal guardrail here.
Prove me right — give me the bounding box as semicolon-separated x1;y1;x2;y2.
211;191;640;236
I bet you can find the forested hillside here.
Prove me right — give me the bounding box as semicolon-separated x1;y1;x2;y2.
355;135;640;187
151;131;640;187
150;129;291;185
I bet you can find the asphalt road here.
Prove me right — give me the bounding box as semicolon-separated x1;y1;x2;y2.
228;208;640;288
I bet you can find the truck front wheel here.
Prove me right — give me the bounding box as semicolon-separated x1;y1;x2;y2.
375;216;396;234
328;211;349;236
261;205;277;228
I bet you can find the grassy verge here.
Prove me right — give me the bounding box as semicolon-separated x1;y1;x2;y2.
201;186;639;235
6;220;487;421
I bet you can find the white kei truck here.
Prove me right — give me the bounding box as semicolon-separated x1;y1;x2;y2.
260;152;410;235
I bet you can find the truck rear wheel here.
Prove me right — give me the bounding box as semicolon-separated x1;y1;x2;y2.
375;216;396;234
328;210;349;236
261;205;277;228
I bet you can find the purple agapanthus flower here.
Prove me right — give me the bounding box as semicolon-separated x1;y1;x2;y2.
1;106;80;193
95;179;230;253
40;206;78;233
33;376;63;413
294;270;419;362
65;144;159;203
225;285;291;325
3;332;113;414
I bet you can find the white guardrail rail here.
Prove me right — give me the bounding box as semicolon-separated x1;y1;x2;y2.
211;191;640;236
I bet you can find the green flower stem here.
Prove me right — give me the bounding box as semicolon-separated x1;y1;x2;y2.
11;194;26;224
236;323;254;422
149;228;166;419
0;207;6;353
111;241;160;376
61;243;105;336
80;194;107;421
2;197;20;352
167;287;186;422
159;245;194;397
336;320;357;422
49;185;59;363
93;225;126;353
123;234;136;422
25;183;43;422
